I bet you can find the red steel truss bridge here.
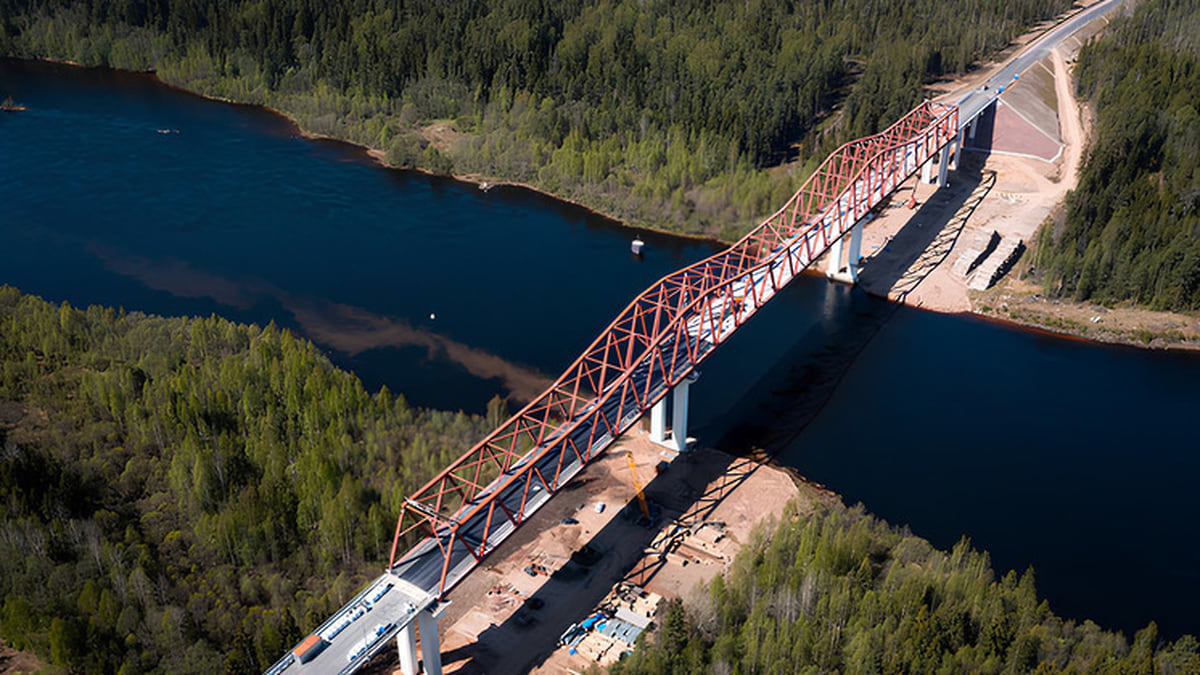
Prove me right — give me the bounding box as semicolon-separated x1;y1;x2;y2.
266;5;1132;672
387;99;960;598
272;95;975;675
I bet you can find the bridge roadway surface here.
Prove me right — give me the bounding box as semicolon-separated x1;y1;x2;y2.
268;1;1130;672
959;0;1128;124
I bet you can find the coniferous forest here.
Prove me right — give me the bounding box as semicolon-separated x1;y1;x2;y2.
1035;0;1200;312
0;287;494;673
0;0;1071;239
3;287;1198;674
607;502;1200;674
3;0;1200;672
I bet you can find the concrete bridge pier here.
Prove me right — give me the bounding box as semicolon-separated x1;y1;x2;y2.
920;157;934;184
846;221;864;282
649;372;699;452
670;373;695;453
649;396;667;445
937;147;951;187
826;220;864;285
397;607;444;675
825;232;845;278
397;622;418;675
951;128;965;171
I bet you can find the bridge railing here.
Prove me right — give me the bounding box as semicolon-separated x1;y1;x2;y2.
389;99;958;596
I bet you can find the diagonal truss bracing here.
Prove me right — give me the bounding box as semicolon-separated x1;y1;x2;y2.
388;99;959;597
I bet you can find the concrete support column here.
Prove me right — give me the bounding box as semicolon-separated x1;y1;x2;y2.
397;623;418;675
951;129;964;171
670;378;691;453
846;221;864;283
826;232;844;278
649;397;667;444
968;118;978;141
417;610;442;675
920;158;933;184
937;149;950;188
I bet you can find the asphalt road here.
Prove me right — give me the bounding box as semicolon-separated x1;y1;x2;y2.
958;0;1131;124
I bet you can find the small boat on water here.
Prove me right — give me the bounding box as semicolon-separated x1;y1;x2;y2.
1;96;27;112
631;237;645;255
479;181;494;192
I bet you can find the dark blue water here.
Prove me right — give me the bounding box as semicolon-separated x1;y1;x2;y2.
4;59;1198;640
0;59;720;412
771;306;1200;639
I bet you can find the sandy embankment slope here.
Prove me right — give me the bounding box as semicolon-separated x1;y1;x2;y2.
852;37;1087;315
848;9;1200;348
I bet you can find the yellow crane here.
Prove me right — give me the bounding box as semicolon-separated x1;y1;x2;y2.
625;451;650;520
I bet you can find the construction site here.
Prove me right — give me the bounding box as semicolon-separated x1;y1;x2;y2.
363;425;827;675
849;4;1110;315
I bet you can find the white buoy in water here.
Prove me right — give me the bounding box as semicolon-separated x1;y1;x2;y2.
430;313;436;320
631;237;645;255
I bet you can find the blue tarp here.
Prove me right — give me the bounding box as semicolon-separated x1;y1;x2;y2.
580;612;606;630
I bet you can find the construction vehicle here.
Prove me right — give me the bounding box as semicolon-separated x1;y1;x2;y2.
624;451;650;521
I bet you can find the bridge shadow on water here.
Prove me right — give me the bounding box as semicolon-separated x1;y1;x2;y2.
713;158;995;462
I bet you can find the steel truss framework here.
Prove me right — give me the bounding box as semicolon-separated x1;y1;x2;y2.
389;100;959;597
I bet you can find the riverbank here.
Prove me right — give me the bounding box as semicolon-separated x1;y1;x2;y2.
972;278;1200;351
266;83;1200;353
0;639;40;675
29;1;1189;356
241;63;1200;355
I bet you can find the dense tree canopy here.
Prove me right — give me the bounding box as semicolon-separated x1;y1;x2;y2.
610;502;1200;674
1035;0;1200;312
0;287;493;673
0;0;1071;238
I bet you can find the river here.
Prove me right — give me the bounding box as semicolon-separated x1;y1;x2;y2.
3;58;1197;640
